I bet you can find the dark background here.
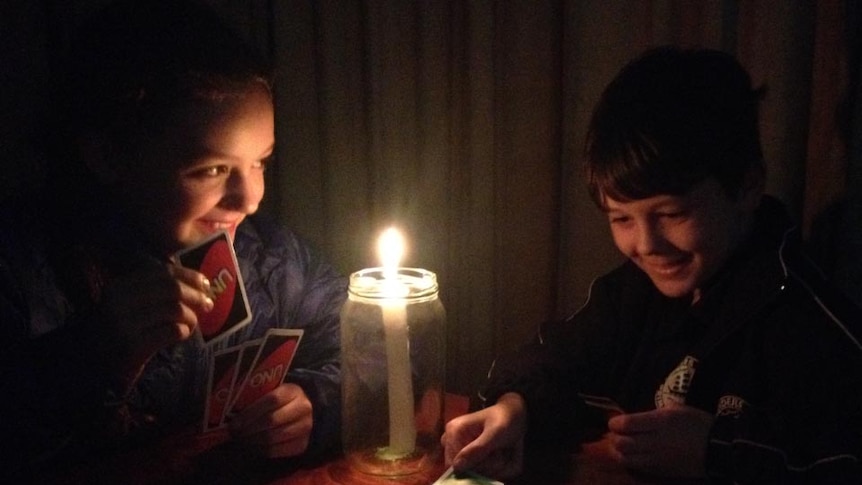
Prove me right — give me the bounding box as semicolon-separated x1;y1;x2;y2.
2;0;860;397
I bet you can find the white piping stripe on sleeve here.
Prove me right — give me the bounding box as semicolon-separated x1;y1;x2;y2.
572;276;598;317
710;438;860;473
481;275;601;403
540;276;599;346
777;228;792;277
787;267;862;353
477;359;497;405
812;289;862;351
777;228;862;353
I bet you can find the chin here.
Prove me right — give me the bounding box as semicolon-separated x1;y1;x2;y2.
650;279;697;299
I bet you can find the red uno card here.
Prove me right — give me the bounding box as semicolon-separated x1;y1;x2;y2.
203;347;241;432
175;230;252;344
222;339;262;423
227;329;303;416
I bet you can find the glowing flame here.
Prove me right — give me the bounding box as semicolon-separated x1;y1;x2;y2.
378;227;404;280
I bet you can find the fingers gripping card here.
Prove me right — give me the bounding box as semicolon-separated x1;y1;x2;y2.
175;230;252;344
227;329;303;416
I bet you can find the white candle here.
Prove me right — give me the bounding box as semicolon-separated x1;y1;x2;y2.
382;298;415;454
378;228;416;455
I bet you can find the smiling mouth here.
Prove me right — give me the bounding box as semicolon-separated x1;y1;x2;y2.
643;258;690;277
199;220;239;232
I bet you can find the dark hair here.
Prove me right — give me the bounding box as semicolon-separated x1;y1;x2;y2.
584;46;765;206
50;0;271;185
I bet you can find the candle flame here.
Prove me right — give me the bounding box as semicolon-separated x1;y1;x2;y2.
378;227;404;279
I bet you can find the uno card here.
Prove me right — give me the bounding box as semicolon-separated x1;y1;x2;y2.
175;230;252;344
227;329;303;416
203;346;241;432
432;466;504;485
578;392;625;418
221;339;263;422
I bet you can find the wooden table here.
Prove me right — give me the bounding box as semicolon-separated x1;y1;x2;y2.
151;435;703;485
34;395;705;485
35;434;704;485
250;438;705;485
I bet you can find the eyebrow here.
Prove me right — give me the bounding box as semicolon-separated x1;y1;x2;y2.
197;142;275;162
602;197;686;213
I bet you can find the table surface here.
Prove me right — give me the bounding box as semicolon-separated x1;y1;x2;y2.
265;439;705;485
251;440;705;485
42;436;704;485
35;395;706;485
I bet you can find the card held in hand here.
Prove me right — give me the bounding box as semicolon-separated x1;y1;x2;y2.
222;340;262;423
175;230;252;345
203;346;241;432
578;392;625;418
227;328;303;417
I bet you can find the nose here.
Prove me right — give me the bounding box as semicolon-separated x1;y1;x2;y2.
222;169;264;213
634;220;664;255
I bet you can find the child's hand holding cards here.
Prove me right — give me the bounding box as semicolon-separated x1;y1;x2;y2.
226;328;303;417
180;232;305;432
175;230;252;344
203;329;303;432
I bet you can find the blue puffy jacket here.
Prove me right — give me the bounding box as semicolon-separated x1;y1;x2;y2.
0;193;346;479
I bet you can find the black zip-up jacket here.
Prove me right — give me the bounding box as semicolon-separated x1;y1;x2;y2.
483;196;862;484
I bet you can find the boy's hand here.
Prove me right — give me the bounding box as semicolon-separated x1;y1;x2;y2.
441;392;527;480
606;404;713;478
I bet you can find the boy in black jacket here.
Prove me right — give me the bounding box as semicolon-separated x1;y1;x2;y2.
441;46;862;483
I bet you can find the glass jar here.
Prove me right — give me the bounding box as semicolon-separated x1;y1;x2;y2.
340;267;446;477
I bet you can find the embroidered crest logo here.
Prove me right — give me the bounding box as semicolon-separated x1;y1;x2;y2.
716;394;747;416
655;355;698;408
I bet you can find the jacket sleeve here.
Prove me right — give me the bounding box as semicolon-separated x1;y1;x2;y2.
705;285;862;484
0;251;131;480
267;228;347;458
481;269;629;446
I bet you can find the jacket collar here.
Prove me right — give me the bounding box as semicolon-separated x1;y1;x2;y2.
688;196;796;357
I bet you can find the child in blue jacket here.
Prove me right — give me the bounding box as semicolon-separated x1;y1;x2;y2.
0;0;345;480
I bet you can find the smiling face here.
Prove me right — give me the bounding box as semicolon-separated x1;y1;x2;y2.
603;177;758;303
114;83;274;254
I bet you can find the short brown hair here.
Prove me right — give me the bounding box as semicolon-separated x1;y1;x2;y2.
585;46;765;206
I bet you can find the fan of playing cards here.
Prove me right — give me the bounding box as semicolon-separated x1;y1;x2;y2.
175;231;304;432
202;327;303;432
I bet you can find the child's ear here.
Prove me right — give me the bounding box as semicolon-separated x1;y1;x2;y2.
738;161;766;211
77;134;119;184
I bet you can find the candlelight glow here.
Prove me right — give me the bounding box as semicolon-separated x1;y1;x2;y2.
378;227;404;278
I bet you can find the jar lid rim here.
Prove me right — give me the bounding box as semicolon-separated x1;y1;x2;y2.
347;267;438;301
